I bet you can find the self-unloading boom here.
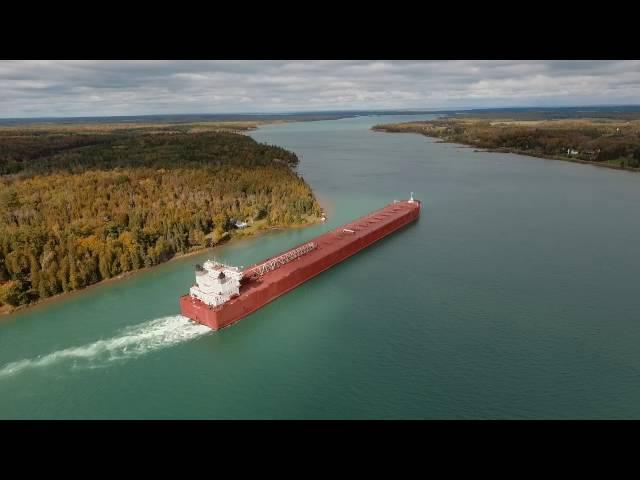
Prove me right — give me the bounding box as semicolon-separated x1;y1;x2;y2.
244;242;317;280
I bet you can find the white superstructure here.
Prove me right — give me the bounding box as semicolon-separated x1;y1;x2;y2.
189;260;243;307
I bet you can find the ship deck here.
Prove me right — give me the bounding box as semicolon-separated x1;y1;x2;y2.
213;199;421;311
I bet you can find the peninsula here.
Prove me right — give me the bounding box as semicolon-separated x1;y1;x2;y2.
0;120;322;313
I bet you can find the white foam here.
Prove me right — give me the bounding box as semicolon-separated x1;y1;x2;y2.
0;315;211;379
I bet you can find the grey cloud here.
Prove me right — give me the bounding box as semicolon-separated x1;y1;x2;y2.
0;60;638;118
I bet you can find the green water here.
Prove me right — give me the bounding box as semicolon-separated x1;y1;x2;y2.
2;114;640;419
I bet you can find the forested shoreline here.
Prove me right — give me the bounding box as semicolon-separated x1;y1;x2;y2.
373;118;640;171
0;123;321;312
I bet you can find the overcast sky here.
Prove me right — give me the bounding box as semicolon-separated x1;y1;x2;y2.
1;60;639;118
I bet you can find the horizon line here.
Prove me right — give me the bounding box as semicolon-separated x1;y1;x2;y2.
2;103;640;122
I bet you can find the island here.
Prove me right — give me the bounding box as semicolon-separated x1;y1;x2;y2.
0;120;322;313
373;110;640;172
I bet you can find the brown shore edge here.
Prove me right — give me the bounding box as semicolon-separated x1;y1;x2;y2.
372;127;640;174
0;213;326;320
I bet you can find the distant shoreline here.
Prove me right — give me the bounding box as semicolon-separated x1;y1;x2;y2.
372;119;640;174
4;105;640;127
0;110;439;128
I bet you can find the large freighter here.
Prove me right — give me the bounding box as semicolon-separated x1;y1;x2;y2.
180;195;421;330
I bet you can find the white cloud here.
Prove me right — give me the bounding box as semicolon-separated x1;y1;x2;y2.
0;60;638;118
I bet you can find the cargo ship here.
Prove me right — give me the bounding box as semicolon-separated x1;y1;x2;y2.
180;194;421;330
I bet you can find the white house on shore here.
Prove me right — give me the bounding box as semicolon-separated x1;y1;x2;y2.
234;220;248;229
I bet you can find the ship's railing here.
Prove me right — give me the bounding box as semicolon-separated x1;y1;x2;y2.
244;242;317;279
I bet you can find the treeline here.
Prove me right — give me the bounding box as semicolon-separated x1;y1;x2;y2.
0;128;298;175
0;128;321;308
374;119;640;168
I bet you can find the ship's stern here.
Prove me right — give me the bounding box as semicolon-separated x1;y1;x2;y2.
180;295;221;330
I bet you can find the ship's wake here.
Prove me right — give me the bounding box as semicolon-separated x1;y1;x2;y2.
0;315;211;379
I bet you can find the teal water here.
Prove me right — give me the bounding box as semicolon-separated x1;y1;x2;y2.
2;114;640;419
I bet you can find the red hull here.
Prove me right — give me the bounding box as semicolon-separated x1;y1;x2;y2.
180;199;421;330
